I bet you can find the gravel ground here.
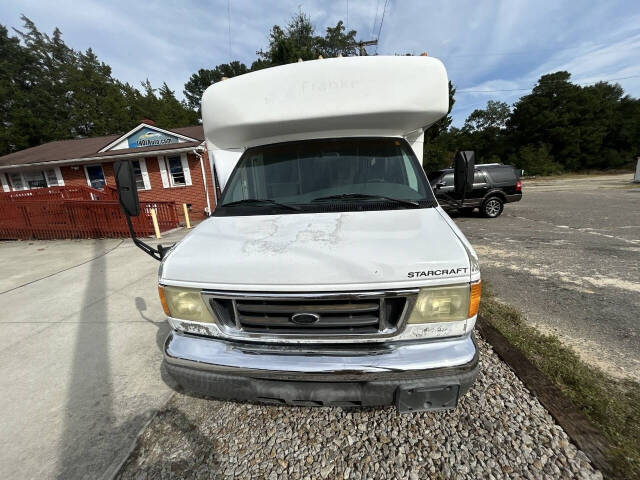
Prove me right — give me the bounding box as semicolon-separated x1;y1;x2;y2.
117;337;601;480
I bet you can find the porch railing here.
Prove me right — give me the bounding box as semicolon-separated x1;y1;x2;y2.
0;185;108;201
0;189;179;240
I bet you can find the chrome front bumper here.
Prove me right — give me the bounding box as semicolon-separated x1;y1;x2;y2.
164;331;479;412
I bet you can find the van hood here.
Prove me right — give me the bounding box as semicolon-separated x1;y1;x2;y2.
161;208;471;291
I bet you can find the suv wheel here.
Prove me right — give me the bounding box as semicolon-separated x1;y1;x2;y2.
482;196;504;218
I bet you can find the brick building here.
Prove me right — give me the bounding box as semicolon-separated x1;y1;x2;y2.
0;122;216;219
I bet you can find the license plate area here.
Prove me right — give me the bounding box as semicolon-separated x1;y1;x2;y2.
396;384;460;413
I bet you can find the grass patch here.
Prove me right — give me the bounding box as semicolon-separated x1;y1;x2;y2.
523;168;636;180
480;289;640;479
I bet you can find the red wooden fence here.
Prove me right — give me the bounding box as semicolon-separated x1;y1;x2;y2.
1;185;107;201
0;187;179;240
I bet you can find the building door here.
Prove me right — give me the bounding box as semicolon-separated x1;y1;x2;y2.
85;165;106;189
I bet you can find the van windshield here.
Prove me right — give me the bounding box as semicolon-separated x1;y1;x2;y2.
217;138;435;215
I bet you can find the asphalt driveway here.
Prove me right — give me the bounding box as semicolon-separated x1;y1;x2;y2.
456;173;640;381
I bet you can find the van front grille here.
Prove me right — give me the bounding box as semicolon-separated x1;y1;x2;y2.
203;290;416;338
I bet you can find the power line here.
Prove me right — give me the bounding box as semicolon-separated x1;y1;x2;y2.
375;0;390;54
457;74;640;93
227;0;232;62
346;0;349;32
371;0;381;37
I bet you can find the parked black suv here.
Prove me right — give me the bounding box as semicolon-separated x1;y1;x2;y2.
428;164;522;218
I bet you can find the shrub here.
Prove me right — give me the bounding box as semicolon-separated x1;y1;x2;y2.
510;144;564;176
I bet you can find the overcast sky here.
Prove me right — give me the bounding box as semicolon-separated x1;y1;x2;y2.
3;0;640;126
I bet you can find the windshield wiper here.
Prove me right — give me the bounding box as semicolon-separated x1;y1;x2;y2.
311;193;421;208
222;198;301;211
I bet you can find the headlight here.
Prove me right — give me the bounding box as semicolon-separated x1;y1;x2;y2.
158;285;214;323
408;282;481;324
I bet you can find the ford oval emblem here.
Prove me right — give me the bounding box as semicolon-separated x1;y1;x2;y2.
290;312;320;325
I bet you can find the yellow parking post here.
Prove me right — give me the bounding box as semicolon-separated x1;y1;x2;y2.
183;203;191;229
150;208;161;239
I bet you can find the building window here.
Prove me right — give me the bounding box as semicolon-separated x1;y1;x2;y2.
23;171;47;189
9;173;26;190
85;165;106;189
132;161;145;190
0;173;9;192
167;155;185;186
7;168;64;191
159;154;191;188
45;169;59;186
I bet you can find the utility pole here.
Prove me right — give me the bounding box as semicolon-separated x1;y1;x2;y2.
348;39;378;56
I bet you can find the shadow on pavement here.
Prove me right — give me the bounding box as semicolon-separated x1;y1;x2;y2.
134;296;171;354
134;295;179;394
54;242;150;479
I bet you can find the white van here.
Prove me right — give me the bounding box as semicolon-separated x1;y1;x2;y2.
115;56;481;412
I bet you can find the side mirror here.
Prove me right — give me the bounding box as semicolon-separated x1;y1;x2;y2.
113;160;167;261
114;161;140;217
454;151;475;198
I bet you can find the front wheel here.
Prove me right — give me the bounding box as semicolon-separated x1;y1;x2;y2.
481;196;504;218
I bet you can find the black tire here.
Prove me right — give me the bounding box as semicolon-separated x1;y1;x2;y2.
481;196;504;218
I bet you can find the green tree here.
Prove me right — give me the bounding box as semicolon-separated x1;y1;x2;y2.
508;72;583;170
455;100;511;164
317;21;358;58
129;79;197;130
257;12;317;66
507;71;637;171
183;61;250;111
66;48;132;137
255;11;361;68
463;100;510;132
0;16;200;156
11;16;75;145
509;144;563;176
157;82;199;127
0;24;38;154
422;81;457;172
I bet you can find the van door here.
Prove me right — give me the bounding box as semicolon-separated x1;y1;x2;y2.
466;170;490;206
432;172;456;208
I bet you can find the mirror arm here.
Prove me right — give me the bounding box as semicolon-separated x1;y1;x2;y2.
458;184;469;208
125;214;168;261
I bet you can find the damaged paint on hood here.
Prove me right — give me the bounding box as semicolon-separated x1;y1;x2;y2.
161;208;470;291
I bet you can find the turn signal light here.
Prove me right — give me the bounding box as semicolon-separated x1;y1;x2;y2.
468;281;482;317
515;180;522;192
158;285;170;316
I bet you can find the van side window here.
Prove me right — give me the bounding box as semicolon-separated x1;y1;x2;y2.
226;156;256;201
485;167;516;183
